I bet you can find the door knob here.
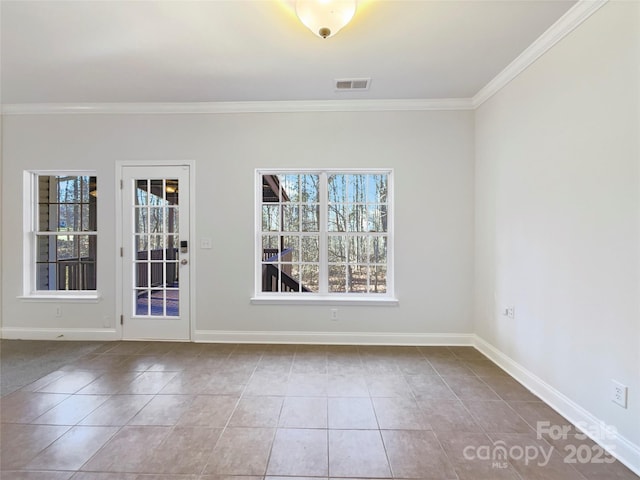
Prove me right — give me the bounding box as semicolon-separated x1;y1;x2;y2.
181;259;188;265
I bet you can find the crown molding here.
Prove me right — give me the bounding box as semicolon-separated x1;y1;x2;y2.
1;98;474;115
472;0;608;108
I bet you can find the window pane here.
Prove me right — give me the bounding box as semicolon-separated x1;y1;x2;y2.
282;205;299;232
369;266;387;293
150;179;165;206
135;235;149;253
348;236;368;264
328;205;346;232
347;175;367;203
149;235;165;252
57;235;79;260
301;264;319;292
166;179;179;205
367;174;388;203
301;236;319;262
148;207;165;233
58;204;79;231
262;235;280;261
301;175;319;203
281;174;300;203
370;236;387;264
301;204;319;232
328;175;346;203
135;208;148;233
347;205;367;232
167;208;179;234
57;177;82;203
328;265;347;292
328;236;346;262
348;265;369;293
284;264;301;293
262;205;280;232
368;204;388;232
36;263;55;290
136;180;149;205
282;236;300;262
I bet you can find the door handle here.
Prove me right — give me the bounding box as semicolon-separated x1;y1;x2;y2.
181;259;188;265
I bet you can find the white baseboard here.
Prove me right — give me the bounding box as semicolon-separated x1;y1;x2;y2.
1;327;120;341
473;335;640;477
194;330;475;346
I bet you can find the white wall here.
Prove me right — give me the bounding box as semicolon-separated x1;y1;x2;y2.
1;109;475;341
475;0;639;454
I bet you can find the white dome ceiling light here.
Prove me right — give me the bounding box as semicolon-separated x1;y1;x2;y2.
295;0;357;39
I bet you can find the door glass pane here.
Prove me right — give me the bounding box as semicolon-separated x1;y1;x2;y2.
132;177;179;317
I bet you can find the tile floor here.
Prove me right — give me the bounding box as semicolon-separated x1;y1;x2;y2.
0;341;637;480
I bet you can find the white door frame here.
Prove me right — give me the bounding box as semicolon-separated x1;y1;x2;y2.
115;160;196;341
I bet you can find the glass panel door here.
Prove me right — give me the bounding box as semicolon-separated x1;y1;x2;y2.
122;166;190;340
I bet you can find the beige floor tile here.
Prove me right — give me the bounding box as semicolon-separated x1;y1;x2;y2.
0;391;69;423
543;433;638;480
80;425;171;472
464;400;533;433
326;374;369;397
480;375;540;402
176;394;239;427
71;474;137;479
36;371;103;394
117;372;179;394
79;395;153;426
287;373;328;396
328;397;377;429
128;394;194;426
279;397;328;428
372;396;428;430
142;426;222;474
159;372;218;394
0;423;70;469
76;372;144;394
442;375;501;400
463;359;510;377
417;398;482;433
26;425;118;470
243;372;289;396
203;427;275;476
328;430;391;478
381;429;457;479
508;400;575;433
267;428;329;476
365;374;413;398
32;394;110;425
228;395;283;427
0;472;74;480
404;374;457;400
428;358;477;376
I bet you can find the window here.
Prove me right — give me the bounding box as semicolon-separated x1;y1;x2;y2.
24;172;97;295
255;169;395;303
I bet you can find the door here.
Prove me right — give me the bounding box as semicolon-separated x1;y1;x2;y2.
121;165;190;340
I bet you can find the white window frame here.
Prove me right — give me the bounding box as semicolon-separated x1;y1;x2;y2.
21;170;100;300
252;168;398;306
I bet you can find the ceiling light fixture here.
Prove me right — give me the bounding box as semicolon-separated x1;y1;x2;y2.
295;0;357;39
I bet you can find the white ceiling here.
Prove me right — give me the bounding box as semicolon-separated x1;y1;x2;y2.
1;0;576;104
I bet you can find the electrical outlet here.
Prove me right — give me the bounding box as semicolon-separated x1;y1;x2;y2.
612;380;628;408
55;306;62;318
503;306;515;319
330;308;338;321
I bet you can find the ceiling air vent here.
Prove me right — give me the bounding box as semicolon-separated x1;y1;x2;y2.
335;78;371;91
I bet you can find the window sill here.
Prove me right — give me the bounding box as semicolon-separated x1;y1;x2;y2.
19;293;102;303
250;295;399;306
